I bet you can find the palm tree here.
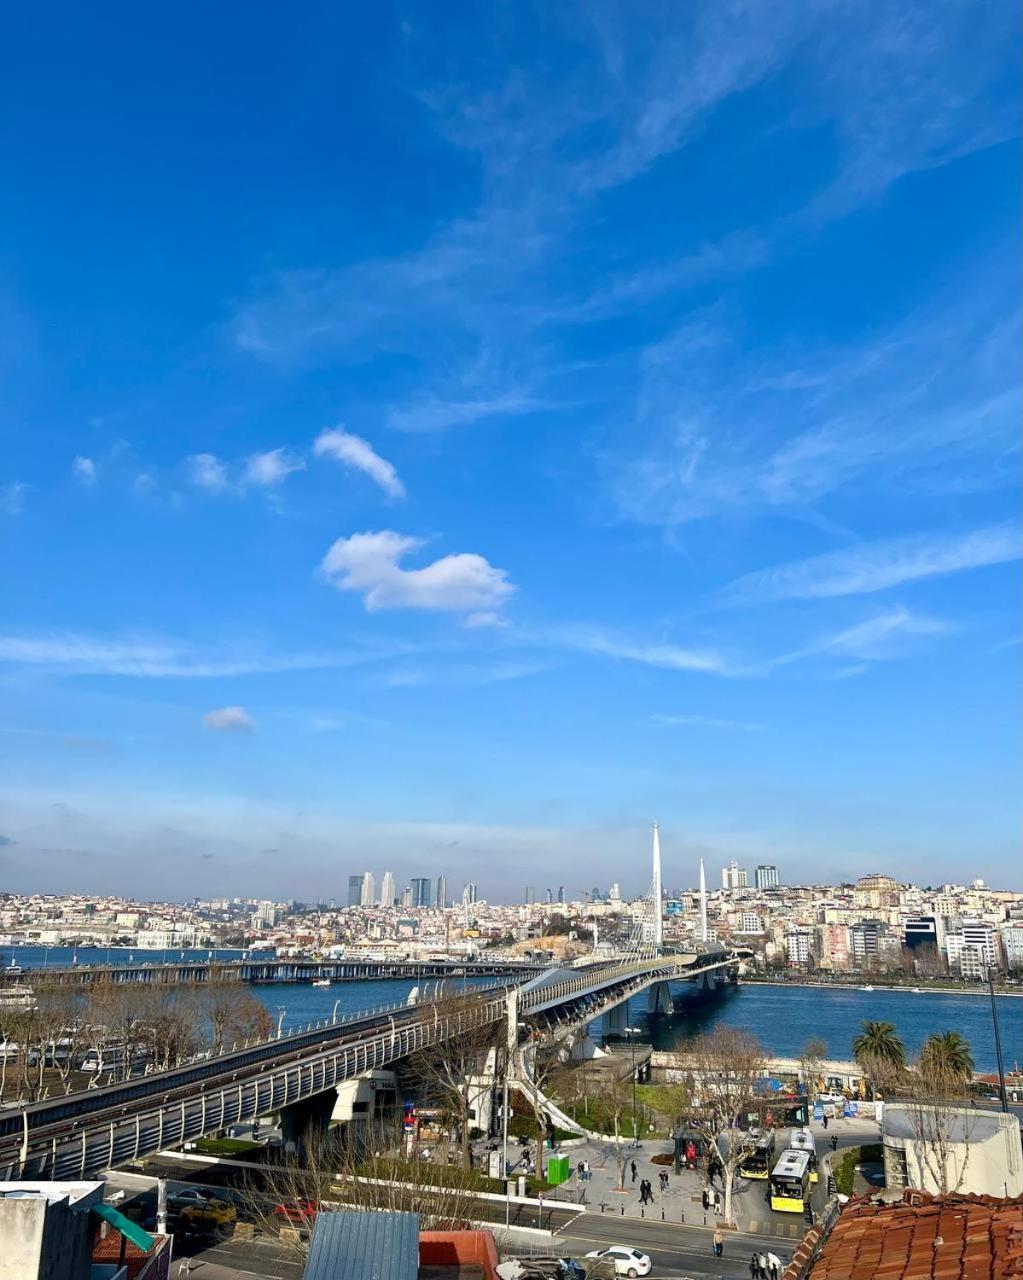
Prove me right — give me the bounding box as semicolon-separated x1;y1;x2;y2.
918;1031;974;1090
852;1020;905;1091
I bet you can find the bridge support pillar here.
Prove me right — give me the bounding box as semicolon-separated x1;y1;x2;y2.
605;1002;629;1036
647;982;673;1016
279;1088;336;1158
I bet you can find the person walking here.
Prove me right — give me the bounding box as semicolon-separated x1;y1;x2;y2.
758;1252;769;1280
766;1251;783;1280
661;1169;669;1192
822;1113;829;1130
749;1253;761;1280
631;1159;638;1183
831;1134;839;1152
702;1186;710;1211
712;1229;724;1258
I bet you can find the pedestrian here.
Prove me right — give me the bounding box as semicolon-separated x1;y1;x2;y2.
660;1169;669;1192
766;1250;783;1280
822;1113;829;1130
583;1160;590;1182
702;1186;710;1210
749;1253;760;1280
631;1159;638;1183
758;1252;769;1280
831;1134;838;1152
713;1229;724;1258
713;1188;721;1213
577;1160;584;1179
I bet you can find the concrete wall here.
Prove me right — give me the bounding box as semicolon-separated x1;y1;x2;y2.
0;1197;92;1280
883;1108;1023;1198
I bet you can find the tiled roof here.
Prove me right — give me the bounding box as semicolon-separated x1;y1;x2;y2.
783;1190;1023;1280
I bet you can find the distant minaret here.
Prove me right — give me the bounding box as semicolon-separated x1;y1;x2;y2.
652;823;663;952
698;858;708;943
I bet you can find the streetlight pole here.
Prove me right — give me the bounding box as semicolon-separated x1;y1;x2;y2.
987;967;1008;1114
626;1026;642;1140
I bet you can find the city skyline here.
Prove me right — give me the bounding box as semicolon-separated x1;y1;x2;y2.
1;4;1020;900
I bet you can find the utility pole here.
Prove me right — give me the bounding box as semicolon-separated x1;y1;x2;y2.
987;967;1009;1113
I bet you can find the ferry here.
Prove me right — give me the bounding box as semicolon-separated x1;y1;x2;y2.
311;978;331;988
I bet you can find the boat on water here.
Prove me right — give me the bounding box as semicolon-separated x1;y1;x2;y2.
860;984;875;991
911;987;922;993
311;978;331;988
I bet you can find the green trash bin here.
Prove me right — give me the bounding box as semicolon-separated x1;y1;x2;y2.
546;1154;570;1186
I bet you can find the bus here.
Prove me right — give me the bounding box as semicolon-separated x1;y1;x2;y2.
769;1149;811;1213
788;1127;819;1183
738;1130;776;1180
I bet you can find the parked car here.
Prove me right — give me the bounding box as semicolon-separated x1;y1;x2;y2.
168;1188;210;1209
584;1248;652;1278
178;1198;237;1230
273;1199;319;1224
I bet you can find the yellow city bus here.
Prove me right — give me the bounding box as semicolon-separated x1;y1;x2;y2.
788;1127;819;1183
738;1131;776;1180
769;1148;811;1213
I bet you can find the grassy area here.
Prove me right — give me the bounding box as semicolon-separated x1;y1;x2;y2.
507;1114;578;1144
554;1095;666;1139
194;1137;260;1156
832;1144;883;1196
353;1156;551;1199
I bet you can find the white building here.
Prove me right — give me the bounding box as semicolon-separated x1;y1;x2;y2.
379;871;396;908
946;920;998;977
999;924;1023;971
722;861;748;890
736;912;764;934
360;872;375;908
882;1105;1023;1198
754;865;779;889
785;927;813;966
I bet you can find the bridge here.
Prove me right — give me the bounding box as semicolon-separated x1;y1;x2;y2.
22;956;544;987
0;947;749;1181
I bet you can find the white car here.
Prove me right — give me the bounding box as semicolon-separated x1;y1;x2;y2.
585;1247;652;1278
168;1188;209;1209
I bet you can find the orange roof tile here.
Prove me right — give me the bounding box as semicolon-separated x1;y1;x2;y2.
782;1190;1023;1280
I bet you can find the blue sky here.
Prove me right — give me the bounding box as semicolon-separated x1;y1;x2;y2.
1;2;1020;901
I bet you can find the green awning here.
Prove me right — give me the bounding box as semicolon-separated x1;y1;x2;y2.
92;1202;155;1252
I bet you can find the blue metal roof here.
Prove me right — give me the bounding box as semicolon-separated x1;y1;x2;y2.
302;1210;420;1280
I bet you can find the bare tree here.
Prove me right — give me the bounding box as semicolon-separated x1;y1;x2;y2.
670;1027;766;1226
32;984;89;1094
895;1032;976;1195
241;1121;492;1258
402;995;504;1168
799;1036;828;1103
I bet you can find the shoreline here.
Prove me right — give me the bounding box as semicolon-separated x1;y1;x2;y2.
740;978;1022;999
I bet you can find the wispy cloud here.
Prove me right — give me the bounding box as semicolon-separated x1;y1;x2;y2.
242;447;306;489
203;706;257;734
1;482;29;515
313;428;405;498
783;606;951;665
319;530;515;616
187;453;230;493
652;713;762;732
721;524;1021;605
533;624;741;677
71;456;98;485
0;631;412;678
387;393;549;434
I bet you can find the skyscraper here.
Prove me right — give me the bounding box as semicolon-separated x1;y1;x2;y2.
525;887;535;905
360;871;375;907
347;875;363;907
545;888;553;904
721;861;748;890
379;871;396;907
411;878;431;908
462;882;478;904
754;864;779;889
436;876;447;910
557;886;565;904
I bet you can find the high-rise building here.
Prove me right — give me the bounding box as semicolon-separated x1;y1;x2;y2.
525;887;535;905
722;861;748;890
462;883;477;904
347;875;363;907
360;872;375;908
557;886;565;904
754;865;779;889
609;883;620;902
436;876;447;910
379;871;396;908
411;878;431;909
400;885;412;908
545;888;553;904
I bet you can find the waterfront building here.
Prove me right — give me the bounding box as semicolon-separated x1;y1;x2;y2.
785;927;814;966
903;914;943;951
411;878;431;909
850;918;887;966
1000;923;1023;971
754;864;779;889
722;860;748;890
379;871;396;908
347;874;363;908
815;922;851;970
946;920;999;977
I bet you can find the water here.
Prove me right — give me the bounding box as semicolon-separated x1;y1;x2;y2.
596;982;1022;1074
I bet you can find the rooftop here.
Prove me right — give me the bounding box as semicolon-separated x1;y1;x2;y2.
783;1190;1023;1280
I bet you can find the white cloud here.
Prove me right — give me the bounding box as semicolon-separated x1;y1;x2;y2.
536;624;740;677
242;448;306;489
721;524;1022;605
313;427;405;499
785;607;950;665
388;394;548;434
203;706;257;735
652;713;762;732
0;630;414;678
320;530;515;615
187;453;230;493
71;456;97;485
0;483;28;515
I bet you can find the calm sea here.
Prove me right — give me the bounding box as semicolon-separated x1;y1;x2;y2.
5;946;1019;1073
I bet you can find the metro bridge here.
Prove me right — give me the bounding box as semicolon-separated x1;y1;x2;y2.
0;946;749;1181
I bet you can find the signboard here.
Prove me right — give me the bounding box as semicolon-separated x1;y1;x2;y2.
813;1101;824;1122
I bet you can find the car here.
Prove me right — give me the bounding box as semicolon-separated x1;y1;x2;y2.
178;1198;237;1230
584;1248;652;1278
273;1199;319;1224
168;1188;210;1209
